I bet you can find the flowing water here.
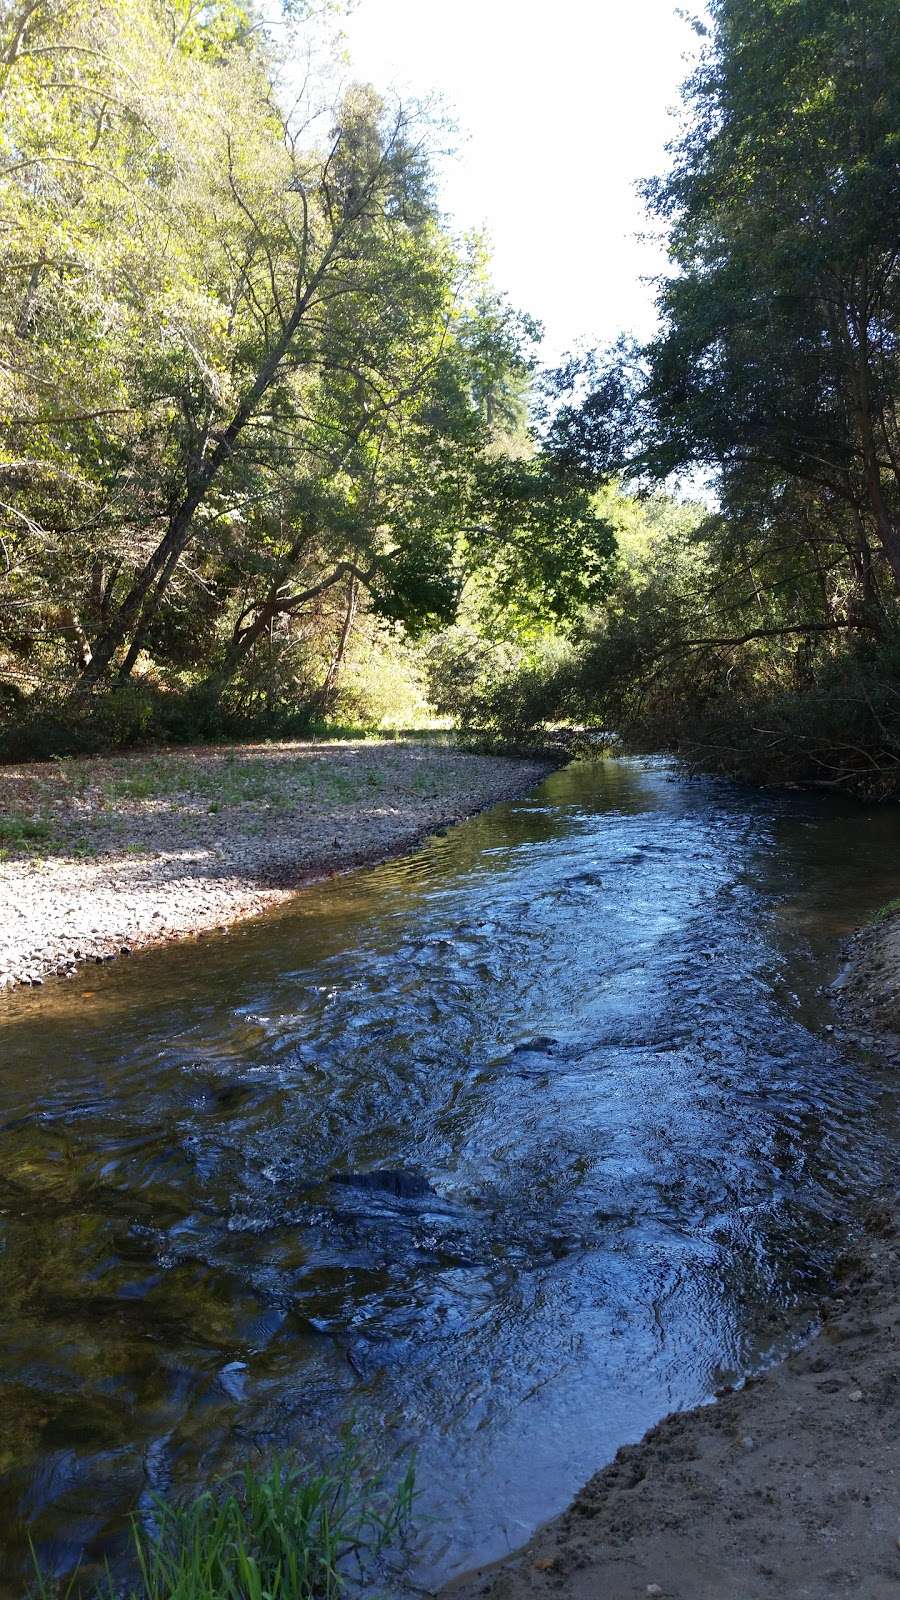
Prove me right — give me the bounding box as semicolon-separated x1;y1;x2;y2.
2;756;900;1595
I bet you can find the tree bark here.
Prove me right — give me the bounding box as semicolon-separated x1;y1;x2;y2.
834;295;900;593
74;204;353;698
316;573;358;715
203;561;372;699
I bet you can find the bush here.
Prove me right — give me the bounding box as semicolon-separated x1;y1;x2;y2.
568;611;900;799
422;603;900;798
0;683;372;762
424;626;575;746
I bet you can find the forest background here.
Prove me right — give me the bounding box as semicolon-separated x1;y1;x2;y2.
2;0;900;798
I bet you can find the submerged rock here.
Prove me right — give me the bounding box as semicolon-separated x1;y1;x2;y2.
329;1169;436;1200
512;1036;558;1055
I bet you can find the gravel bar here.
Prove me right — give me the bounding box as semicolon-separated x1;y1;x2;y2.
0;739;551;990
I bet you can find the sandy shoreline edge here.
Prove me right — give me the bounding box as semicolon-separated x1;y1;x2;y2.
0;740;553;991
445;912;900;1600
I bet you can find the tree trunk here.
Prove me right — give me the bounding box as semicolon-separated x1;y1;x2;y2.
861;436;900;593
116;540;185;681
316;574;358;716
838;299;900;593
201;562;372;704
74;225;347;698
75;490;207;696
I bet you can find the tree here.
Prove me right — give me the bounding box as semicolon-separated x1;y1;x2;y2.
549;0;900;613
0;0;620;740
1;0;461;696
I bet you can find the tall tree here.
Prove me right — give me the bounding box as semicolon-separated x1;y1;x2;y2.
549;0;900;610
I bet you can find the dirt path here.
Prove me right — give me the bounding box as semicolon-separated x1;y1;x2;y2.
447;915;900;1600
0;739;550;989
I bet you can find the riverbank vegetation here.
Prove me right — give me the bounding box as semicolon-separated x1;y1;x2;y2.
462;0;900;796
7;0;896;798
32;1448;414;1599
0;0;611;759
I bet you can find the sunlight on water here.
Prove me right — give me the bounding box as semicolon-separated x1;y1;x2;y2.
2;757;900;1594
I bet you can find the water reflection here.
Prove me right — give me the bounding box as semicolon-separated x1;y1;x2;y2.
1;757;899;1594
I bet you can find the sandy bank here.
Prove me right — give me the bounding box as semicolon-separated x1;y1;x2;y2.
834;905;900;1048
448;917;900;1600
0;739;551;990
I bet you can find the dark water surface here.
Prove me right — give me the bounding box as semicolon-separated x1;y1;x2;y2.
2;757;900;1594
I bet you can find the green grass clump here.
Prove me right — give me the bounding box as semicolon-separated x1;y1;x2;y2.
0;814;56;858
870;896;900;927
32;1449;414;1600
0;814;52;844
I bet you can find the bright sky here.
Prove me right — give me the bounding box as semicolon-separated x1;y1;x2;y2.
340;0;699;363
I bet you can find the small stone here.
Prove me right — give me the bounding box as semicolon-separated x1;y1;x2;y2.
646;1587;665;1597
848;1388;864;1402
741;1435;755;1449
533;1558;555;1572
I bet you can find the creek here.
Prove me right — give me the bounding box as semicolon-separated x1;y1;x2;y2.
2;756;900;1594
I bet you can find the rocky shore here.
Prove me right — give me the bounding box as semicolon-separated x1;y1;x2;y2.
0;739;551;990
448;910;900;1600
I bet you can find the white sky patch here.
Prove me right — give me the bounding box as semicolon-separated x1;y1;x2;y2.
339;0;700;362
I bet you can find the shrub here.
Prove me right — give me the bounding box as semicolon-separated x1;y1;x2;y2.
424;626;574;746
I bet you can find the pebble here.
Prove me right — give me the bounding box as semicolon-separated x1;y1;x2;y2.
848;1389;864;1402
0;747;549;991
646;1587;665;1597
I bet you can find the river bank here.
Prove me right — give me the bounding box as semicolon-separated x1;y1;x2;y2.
447;908;900;1600
0;739;551;990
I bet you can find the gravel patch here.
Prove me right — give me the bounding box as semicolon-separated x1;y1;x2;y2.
0;740;551;989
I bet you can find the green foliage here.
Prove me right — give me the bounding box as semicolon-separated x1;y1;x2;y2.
0;814;51;844
532;0;900;795
31;1448;414;1600
625;634;900;799
424;624;575;744
0;0;598;751
335;623;434;730
0;688;349;761
465;459;615;631
565;517;900;798
870;898;900;927
0;812;57;859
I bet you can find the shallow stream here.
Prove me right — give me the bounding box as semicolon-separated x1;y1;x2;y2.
2;757;900;1594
